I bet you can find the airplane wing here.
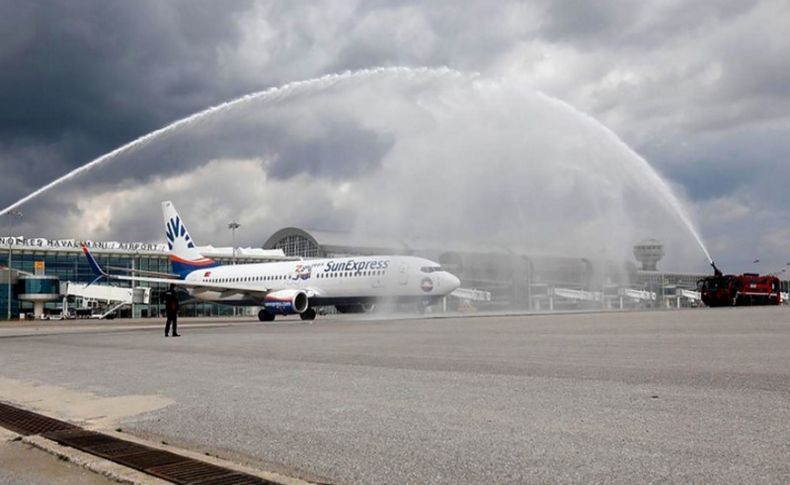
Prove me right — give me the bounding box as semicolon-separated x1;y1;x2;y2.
106;266;180;279
81;244;270;298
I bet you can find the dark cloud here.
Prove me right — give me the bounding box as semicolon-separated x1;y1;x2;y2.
0;0;253;205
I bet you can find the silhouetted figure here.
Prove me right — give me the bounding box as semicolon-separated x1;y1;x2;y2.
163;284;180;337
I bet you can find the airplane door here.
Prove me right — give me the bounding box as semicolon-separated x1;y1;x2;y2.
399;263;409;286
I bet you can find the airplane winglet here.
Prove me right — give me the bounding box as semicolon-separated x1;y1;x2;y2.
80;243;108;287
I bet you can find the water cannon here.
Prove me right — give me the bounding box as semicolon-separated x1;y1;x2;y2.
710;261;723;278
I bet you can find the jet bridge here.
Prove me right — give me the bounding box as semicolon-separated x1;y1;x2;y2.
62;282;150;319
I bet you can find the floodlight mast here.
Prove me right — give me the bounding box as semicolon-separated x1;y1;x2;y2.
228;221;241;265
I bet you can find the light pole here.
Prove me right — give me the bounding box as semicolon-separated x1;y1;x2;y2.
5;210;22;320
227;220;240;317
228;221;240;265
599;248;606;310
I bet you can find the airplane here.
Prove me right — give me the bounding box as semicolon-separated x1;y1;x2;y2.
81;201;461;321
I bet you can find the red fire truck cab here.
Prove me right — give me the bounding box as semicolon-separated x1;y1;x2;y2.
698;272;782;307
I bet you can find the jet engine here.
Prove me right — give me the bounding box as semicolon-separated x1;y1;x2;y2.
263;289;309;315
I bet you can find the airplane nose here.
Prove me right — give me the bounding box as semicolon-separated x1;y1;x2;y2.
447;273;461;291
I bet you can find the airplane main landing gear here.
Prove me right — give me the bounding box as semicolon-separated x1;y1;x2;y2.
300;308;316;321
258;309;275;322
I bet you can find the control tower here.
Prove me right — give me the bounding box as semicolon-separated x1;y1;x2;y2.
633;239;664;272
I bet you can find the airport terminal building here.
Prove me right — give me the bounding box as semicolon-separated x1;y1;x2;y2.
0;237;292;319
1;231;720;320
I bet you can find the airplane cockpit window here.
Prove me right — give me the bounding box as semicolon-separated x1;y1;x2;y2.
420;266;444;273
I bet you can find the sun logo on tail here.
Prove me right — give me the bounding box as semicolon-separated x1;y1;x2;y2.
165;216;195;250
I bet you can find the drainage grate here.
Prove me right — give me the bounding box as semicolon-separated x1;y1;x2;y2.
0;401;76;436
0;402;279;485
43;428;279;485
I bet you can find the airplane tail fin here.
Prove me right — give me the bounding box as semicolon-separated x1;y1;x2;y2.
80;243;108;286
162;201;217;277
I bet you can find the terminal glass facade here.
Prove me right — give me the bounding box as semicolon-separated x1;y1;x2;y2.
20;277;60;296
0;284;18;318
0;246;281;319
272;234;321;258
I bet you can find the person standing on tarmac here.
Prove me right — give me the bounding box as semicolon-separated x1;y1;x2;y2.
163;284;180;337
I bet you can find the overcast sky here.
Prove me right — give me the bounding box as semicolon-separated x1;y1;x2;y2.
1;0;789;273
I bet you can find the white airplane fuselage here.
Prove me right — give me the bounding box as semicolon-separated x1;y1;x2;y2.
183;255;460;306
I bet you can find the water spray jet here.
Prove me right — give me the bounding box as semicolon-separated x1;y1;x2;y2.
1;67;714;269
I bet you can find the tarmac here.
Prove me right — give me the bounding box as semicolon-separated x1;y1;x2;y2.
0;307;789;484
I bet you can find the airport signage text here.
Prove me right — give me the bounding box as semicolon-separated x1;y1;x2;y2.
0;237;167;252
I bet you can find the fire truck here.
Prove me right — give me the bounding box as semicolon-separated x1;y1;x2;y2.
698;263;782;307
